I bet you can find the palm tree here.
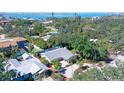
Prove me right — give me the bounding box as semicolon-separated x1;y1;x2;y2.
74;12;77;18
52;12;55;25
52;12;54;18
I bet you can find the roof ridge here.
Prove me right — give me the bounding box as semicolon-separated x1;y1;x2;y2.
43;48;63;54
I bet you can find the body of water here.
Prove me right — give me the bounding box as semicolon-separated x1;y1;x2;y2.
1;12;111;20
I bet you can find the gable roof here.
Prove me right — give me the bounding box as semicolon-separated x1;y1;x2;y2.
41;48;74;62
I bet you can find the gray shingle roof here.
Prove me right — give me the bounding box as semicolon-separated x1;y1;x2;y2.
41;48;74;61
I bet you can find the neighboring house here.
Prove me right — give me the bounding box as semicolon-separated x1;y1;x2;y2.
40;48;74;62
0;34;27;48
41;31;58;41
16;58;48;75
42;20;53;24
4;57;48;76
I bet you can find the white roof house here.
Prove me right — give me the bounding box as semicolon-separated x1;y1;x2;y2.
40;48;74;62
5;58;48;75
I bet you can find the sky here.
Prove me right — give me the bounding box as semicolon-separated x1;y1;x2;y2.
0;0;124;12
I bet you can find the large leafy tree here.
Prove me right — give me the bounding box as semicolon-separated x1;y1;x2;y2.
15;19;32;26
34;23;46;36
68;32;108;61
27;37;48;49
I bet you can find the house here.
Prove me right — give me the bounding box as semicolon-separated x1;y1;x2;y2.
40;48;74;62
4;57;48;76
42;20;53;24
41;31;58;41
0;34;27;48
16;58;48;75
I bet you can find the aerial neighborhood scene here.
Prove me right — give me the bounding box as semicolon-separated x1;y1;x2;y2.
0;12;124;81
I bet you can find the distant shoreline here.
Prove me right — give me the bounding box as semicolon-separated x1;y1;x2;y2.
1;12;112;20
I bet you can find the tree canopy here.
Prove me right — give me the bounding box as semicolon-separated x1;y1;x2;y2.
73;61;124;81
